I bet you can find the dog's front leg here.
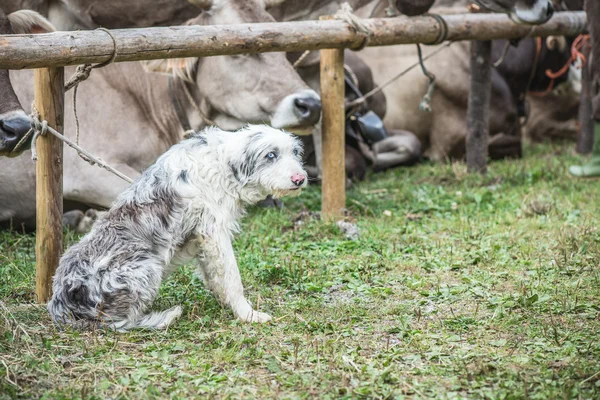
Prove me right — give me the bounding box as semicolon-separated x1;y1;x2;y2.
198;234;272;323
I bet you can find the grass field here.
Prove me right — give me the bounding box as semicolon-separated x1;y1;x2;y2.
1;143;600;399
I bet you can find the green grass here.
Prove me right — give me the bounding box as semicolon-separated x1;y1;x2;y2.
2;143;600;399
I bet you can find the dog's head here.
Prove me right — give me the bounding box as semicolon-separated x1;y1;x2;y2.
226;125;307;202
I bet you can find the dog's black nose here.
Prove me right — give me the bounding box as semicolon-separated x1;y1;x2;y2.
293;96;321;127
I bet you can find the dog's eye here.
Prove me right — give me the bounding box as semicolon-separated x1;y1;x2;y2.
266;152;277;160
292;148;300;157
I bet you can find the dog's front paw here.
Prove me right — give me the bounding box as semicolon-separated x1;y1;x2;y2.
239;310;272;323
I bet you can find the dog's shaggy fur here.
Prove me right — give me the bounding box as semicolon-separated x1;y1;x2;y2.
48;125;307;330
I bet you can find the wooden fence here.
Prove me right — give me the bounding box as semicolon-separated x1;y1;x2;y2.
0;11;587;302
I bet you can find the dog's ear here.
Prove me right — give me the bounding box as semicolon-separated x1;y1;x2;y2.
229;156;255;186
229;131;267;185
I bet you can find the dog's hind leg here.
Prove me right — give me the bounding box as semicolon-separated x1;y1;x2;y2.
197;234;272;323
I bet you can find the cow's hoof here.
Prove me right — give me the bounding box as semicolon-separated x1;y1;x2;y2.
63;210;85;231
74;209;104;234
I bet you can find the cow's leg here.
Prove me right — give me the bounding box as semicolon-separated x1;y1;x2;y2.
488;133;522;160
372;129;422;171
196;233;271;323
429;101;467;161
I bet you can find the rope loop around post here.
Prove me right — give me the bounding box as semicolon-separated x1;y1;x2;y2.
334;2;373;51
64;28;118;92
30;118;48;161
424;13;449;45
63;28;119;146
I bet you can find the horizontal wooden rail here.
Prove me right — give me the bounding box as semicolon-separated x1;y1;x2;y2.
0;11;587;70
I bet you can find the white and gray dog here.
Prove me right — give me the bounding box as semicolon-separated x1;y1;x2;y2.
48;125;307;330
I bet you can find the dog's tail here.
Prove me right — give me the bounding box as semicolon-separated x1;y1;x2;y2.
49;292;182;331
110;306;184;331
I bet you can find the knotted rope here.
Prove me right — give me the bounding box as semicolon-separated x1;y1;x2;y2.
293;3;374;70
424;13;449;46
64;28;118;146
334;2;373;51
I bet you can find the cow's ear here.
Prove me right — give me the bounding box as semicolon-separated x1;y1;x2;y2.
8;10;55;34
142;58;199;82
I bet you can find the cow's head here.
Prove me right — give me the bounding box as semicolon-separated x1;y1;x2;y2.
0;9;54;157
475;0;554;24
145;0;321;135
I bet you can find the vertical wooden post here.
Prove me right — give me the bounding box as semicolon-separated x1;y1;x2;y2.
466;40;492;174
35;67;64;303
320;45;346;219
577;52;593;154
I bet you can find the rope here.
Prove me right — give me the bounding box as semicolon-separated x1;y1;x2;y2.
545;33;590;80
526;37;548;97
416;43;437;112
492;40;511;67
28;107;133;183
292;50;312;69
424;13;449;46
334;2;373;51
343;64;359;87
10;120;35;154
64;28;118;91
64;28;118;145
346;41;452;108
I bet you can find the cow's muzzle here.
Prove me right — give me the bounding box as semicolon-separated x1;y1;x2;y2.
271;89;322;135
0;114;32;156
293;96;321;127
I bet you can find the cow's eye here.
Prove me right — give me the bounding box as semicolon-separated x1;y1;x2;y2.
266;152;277;160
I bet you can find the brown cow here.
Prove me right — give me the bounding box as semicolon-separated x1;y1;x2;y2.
0;0;321;228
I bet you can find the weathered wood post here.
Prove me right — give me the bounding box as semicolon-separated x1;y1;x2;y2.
466;40;492;174
319;40;346;220
577;46;593;154
34;67;64;303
